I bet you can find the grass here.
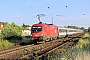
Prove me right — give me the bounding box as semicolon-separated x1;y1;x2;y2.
75;51;90;60
60;33;90;60
42;33;90;60
0;35;31;50
0;39;14;50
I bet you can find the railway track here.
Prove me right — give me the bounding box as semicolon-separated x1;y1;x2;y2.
0;36;82;59
18;38;77;60
0;44;35;59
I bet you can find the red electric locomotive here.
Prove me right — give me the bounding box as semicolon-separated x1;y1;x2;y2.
31;22;58;42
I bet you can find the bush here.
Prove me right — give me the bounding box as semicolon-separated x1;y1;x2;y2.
0;39;14;50
1;22;22;40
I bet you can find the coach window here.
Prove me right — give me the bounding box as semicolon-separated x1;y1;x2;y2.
69;30;73;32
59;29;66;32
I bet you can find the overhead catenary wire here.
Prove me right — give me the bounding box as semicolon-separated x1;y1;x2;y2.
0;0;66;21
41;0;66;17
0;0;34;14
0;0;50;19
0;0;63;16
40;0;60;13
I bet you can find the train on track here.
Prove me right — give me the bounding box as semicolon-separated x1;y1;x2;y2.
31;22;84;43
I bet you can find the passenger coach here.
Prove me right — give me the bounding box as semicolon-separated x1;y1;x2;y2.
57;27;84;38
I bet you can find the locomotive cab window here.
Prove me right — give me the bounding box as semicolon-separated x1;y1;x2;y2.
32;26;42;32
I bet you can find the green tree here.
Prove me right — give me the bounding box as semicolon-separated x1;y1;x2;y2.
1;22;22;39
80;27;84;30
88;27;90;35
67;25;79;29
22;23;25;30
22;23;31;30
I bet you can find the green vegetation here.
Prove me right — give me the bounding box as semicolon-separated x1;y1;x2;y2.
88;27;90;35
0;40;14;50
0;22;31;49
67;25;84;30
56;33;90;60
1;22;22;39
22;23;31;30
42;33;90;60
59;33;90;60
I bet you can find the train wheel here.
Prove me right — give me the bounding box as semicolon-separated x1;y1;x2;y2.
33;40;37;44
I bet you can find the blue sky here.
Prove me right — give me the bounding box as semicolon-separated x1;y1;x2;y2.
0;0;90;28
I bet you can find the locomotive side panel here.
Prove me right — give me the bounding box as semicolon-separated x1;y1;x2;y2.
31;23;58;42
42;24;58;40
49;26;58;36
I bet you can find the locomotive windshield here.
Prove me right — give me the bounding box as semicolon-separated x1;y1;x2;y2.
32;26;42;32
